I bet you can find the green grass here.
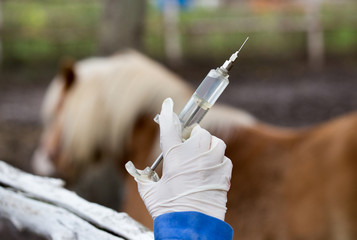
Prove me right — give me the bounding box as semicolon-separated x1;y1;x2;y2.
3;0;101;64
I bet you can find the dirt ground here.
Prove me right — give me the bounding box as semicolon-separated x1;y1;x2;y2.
0;60;357;237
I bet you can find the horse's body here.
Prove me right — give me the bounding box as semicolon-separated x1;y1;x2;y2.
33;50;357;239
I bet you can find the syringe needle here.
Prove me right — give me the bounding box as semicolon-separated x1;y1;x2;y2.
221;37;249;71
229;37;249;62
237;37;249;54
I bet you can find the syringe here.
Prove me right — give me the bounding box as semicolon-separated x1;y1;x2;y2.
126;37;249;182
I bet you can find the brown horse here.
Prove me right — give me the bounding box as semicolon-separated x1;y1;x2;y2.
32;50;357;239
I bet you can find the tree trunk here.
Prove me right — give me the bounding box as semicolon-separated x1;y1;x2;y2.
98;0;147;55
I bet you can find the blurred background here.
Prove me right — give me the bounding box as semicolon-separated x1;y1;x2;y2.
0;0;357;238
0;0;357;200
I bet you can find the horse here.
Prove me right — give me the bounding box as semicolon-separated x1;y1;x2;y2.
32;50;357;239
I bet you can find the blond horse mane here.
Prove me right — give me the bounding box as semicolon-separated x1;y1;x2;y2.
42;50;256;165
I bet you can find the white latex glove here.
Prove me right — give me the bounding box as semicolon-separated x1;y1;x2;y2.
135;98;232;221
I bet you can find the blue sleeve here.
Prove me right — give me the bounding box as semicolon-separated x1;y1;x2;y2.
153;211;233;240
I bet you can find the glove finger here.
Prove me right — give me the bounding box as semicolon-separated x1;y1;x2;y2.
188;136;226;170
209;136;227;163
197;156;232;192
159;98;182;155
163;126;212;175
183;125;212;154
220;156;233;190
162;125;211;176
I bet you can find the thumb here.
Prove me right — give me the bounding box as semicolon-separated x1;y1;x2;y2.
159;98;182;155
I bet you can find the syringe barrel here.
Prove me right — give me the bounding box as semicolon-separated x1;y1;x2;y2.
151;69;229;171
178;68;229;129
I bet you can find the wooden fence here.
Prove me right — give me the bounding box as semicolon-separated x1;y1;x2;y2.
162;0;357;69
0;0;356;69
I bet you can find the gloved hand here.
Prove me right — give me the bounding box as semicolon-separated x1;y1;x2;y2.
134;98;232;221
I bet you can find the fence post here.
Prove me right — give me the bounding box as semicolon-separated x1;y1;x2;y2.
305;0;324;70
162;0;182;65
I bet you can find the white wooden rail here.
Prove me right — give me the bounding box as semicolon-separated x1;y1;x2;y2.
0;160;154;240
